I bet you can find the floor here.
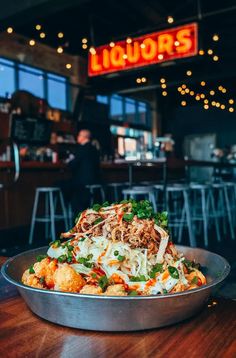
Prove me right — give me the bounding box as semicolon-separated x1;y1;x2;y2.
0;223;235;300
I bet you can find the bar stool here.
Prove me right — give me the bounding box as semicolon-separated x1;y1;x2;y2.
107;182;128;202
211;182;235;240
29;187;68;245
189;183;220;246
223;182;236;229
122;186;157;212
86;184;105;206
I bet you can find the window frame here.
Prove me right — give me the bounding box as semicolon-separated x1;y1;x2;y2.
0;55;70;111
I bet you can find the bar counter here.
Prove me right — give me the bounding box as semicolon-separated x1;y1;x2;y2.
0;158;235;230
0;257;236;357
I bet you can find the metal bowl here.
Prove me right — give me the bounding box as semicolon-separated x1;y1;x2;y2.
1;245;230;331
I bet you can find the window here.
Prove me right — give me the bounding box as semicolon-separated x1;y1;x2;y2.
110;95;123;121
19;64;44;98
138;102;149;125
0;58;15;98
47;73;67;110
0;57;68;110
125;98;136;123
97;95;108;104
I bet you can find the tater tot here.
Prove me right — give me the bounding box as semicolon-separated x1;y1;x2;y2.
22;269;44;289
80;285;103;295
54;264;85;292
104;284;127;296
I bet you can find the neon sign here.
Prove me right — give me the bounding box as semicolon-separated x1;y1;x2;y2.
88;23;198;77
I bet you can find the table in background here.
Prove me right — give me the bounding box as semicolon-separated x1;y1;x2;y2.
0;257;235;358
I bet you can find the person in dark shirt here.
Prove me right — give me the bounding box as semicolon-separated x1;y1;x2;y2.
61;129;101;212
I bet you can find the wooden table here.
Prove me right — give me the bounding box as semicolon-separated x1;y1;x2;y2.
0;257;236;358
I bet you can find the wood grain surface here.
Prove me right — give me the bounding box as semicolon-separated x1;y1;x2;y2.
0;257;236;358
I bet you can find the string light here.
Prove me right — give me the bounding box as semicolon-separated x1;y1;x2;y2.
136;78;141;84
199;49;204;56
126;37;132;43
181;101;186;106
158;54;164;60
177;87;182;92
190;91;195;96
161;83;167;89
229;99;234;104
7;27;13;34
222;88;226;93
141;77;147;83
182;84;186;89
210;90;215;96
195;95;200;101
181;90;185;95
186;70;192;76
160;78;166;83
162;91;168;96
213;34;219;41
200;94;205;99
82;44;88;49
167;16;174;24
200;81;206;86
89;47;96;55
213;55;219;61
35;24;41;31
204;104;209;110
29;39;36;46
40;32;46;38
66;63;72;69
204;99;209;104
220;104;225;110
229;107;234;112
212;101;216;106
216;102;220;108
82;38;88;44
58;32;64;38
185;88;190;93
57;46;63;54
207;49;213;55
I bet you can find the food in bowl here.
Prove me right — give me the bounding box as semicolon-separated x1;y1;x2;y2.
22;200;206;296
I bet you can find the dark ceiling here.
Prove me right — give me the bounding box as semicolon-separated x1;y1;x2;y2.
1;0;236;95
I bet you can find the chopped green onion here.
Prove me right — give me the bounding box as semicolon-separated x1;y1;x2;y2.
39;276;45;284
93;217;103;225
58;255;67;263
98;275;108;290
114;250;119;256
149;263;163;278
130;275;147;282
128;290;138;296
191;276;199;285
123;213;134;222
92;203;101;212
117;255;125;262
36;255;47;262
91;273;97;279
163;289;168;294
29;265;35;274
50;239;61;248
80;237;86;242
102;201;110;207
168;266;179;279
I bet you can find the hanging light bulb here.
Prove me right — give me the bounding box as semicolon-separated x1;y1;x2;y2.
126;37;132;44
229;107;234;112
66;63;72;69
229;99;234;104
140;43;146;49
207;49;213;55
58;32;64;38
213;34;219;42
199;49;204;56
82;38;88;44
186;70;192;76
40;32;46;38
185;88;190;94
181;90;185;95
29;39;36;46
141;77;147;83
89;47;96;55
204;104;209;110
82;44;88;49
7;27;13;34
167;16;174;24
177;87;182;92
35;24;41;31
204;99;209;104
220;104;225;110
213;55;219;62
57;46;63;54
161;83;167;89
182;84;186;89
200;81;206;86
210;90;215;96
195;95;200;101
190;91;195;96
174;41;180;46
181;101;186;106
222;88;226;93
200;94;205;99
136;78;141;84
158;54;164;60
162;91;168;96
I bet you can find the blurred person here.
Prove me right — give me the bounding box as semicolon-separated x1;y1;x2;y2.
60;129;101;213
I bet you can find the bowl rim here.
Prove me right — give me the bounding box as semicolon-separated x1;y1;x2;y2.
1;245;231;300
